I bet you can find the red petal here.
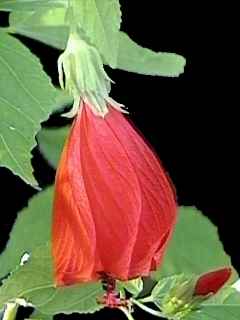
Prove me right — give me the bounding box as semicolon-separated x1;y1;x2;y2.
79;106;142;279
52;124;97;285
105;108;177;277
52;103;177;285
194;268;232;296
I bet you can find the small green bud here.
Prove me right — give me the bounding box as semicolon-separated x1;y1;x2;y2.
151;275;206;319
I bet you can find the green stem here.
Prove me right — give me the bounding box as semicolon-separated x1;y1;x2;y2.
0;27;15;33
2;303;18;320
138;296;154;303
131;299;165;318
66;0;78;33
119;307;135;320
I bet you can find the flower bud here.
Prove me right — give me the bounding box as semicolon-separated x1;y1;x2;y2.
52;103;177;286
194;268;232;296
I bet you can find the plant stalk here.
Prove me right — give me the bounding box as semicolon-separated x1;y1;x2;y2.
2;303;18;320
131;298;165;318
119;307;135;320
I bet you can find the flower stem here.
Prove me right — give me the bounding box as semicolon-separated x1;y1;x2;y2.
119;307;135;320
66;0;78;33
131;299;165;318
0;27;15;33
138;296;154;303
2;303;18;320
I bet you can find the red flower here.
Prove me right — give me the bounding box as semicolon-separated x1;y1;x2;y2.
52;103;177;286
194;268;232;296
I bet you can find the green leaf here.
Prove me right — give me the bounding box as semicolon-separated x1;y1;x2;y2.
74;0;121;67
0;188;103;315
9;9;68;49
0;0;66;11
29;316;53;320
116;32;186;77
186;306;240;320
153;207;235;280
0;188;53;279
29;310;53;320
0;32;63;186
0;245;104;315
37;127;69;168
185;288;240;320
119;278;143;297
12;3;122;64
53;89;73;111
8;7;186;77
206;286;240;305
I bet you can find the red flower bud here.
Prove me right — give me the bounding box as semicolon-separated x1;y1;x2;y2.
194;268;232;296
52;103;177;286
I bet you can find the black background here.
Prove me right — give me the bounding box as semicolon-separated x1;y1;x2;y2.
0;2;238;320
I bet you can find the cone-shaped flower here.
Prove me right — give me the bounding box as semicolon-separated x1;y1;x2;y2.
52;103;177;286
194;268;232;296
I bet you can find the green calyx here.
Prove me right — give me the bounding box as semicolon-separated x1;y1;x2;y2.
159;277;196;319
150;275;207;320
58;30;124;117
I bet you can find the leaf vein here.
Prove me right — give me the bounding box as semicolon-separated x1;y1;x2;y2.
0;133;26;177
0;55;45;115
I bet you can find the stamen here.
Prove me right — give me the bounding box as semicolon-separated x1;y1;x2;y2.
97;273;129;309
